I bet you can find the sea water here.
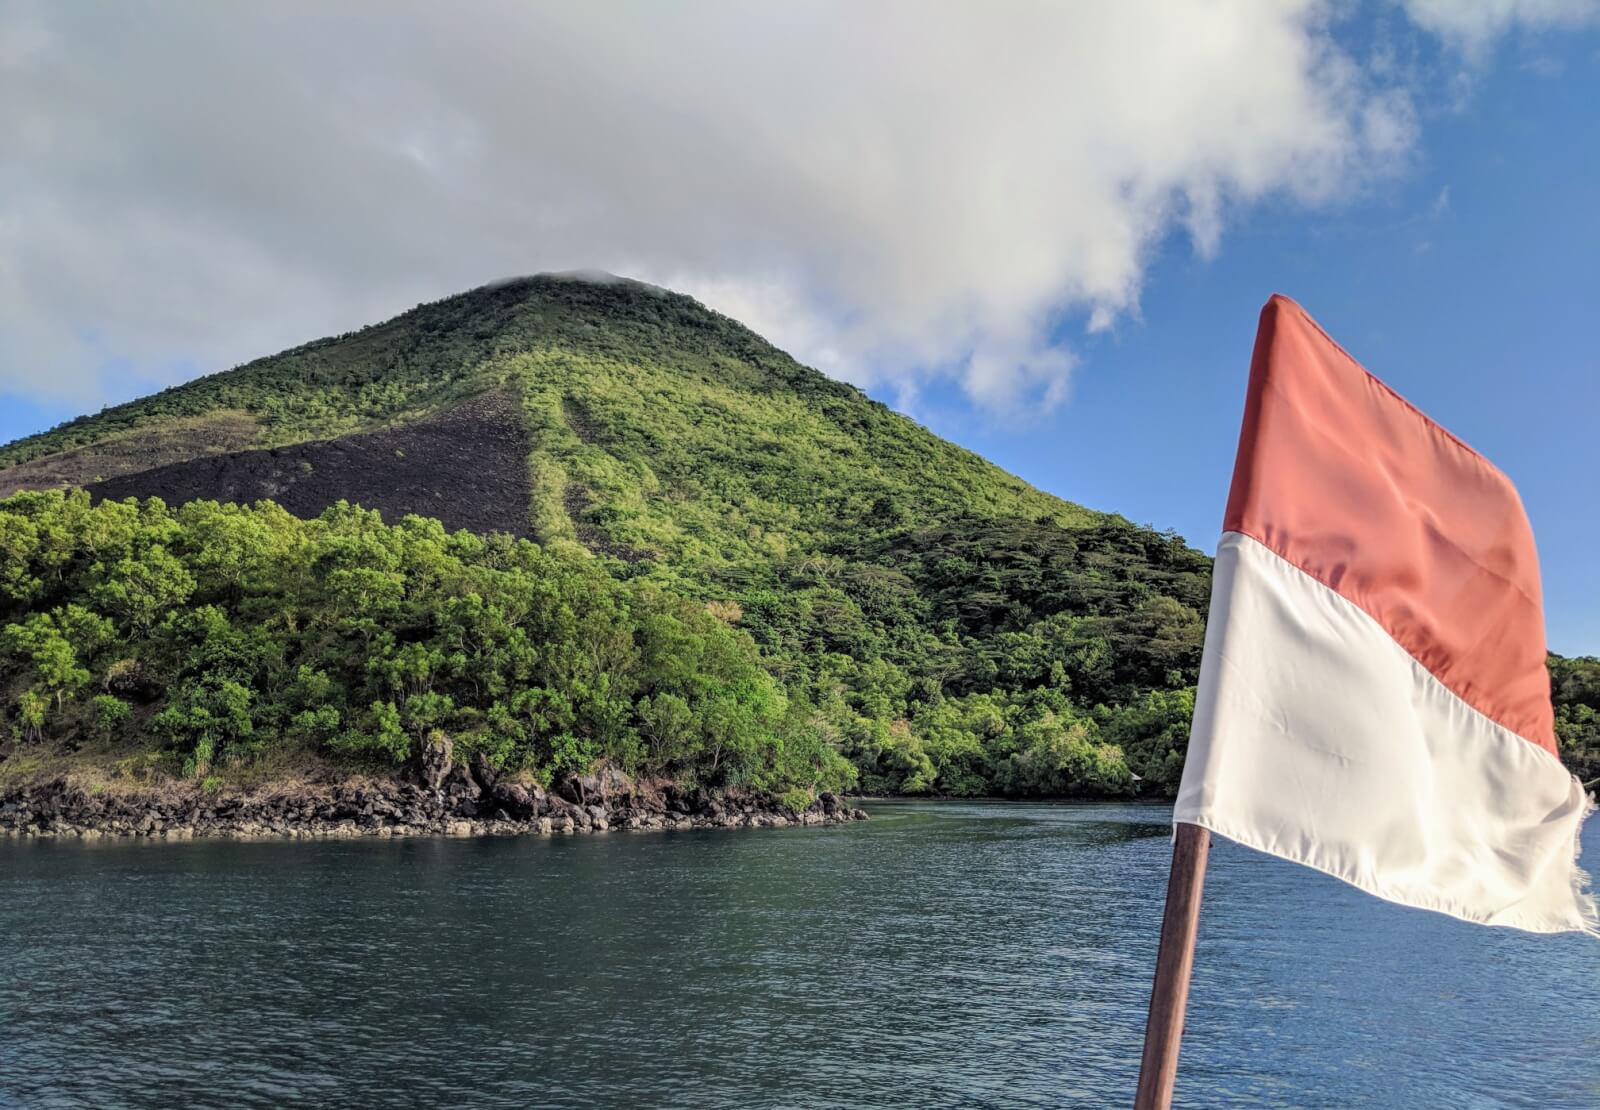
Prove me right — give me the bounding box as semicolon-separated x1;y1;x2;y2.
2;800;1596;1108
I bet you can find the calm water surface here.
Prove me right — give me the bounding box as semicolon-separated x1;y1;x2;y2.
2;800;1596;1108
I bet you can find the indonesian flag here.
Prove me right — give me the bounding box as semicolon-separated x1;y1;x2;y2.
1175;295;1596;934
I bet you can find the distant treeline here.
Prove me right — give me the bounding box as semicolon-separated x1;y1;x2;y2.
1552;654;1600;784
1;489;1594;797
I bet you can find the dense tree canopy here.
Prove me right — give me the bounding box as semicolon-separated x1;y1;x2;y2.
0;490;854;794
0;489;1212;798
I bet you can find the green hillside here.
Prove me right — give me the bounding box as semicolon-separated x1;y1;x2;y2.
1;274;1587;798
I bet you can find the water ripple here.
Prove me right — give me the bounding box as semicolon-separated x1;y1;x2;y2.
1;801;1596;1108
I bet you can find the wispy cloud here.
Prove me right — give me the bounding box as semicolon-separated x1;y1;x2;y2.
1399;0;1598;56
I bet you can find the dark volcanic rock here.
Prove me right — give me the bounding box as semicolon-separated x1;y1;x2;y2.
490;783;538;820
0;776;865;840
443;763;479;800
87;390;533;537
663;784;690;815
554;774;584;806
469;751;499;794
417;731;453;791
554;766;634;806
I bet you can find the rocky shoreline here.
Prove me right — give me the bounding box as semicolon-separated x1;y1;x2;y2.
0;751;867;842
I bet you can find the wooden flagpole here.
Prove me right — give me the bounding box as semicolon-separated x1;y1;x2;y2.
1133;822;1211;1110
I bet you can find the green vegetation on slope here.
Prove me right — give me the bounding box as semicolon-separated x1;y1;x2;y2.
1552;654;1600;784
0;277;1179;797
0;275;1590;796
0;489;1189;797
0;489;853;794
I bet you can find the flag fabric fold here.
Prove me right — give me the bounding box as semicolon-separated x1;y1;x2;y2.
1175;294;1596;934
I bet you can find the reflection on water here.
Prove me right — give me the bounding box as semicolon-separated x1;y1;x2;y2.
2;800;1596;1108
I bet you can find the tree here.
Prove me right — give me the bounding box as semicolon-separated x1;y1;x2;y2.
2;612;93;736
90;544;196;636
155;679;255;778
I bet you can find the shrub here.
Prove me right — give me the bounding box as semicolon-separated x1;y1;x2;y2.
778;786;812;815
91;694;132;739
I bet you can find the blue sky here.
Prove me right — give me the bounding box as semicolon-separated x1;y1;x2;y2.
2;5;1596;653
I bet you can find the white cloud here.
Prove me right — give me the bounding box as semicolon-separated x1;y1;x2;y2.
0;1;1582;417
1399;0;1598;54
